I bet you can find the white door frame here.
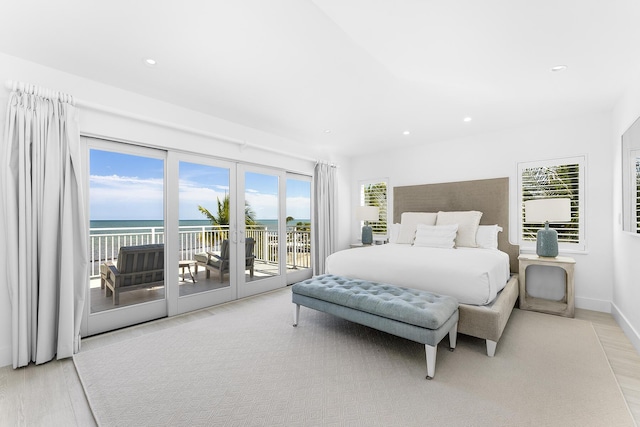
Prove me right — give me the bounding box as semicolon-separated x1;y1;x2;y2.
81;137;168;337
168;152;239;316
236;164;287;298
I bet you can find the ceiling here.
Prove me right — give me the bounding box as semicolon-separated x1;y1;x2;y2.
1;0;640;158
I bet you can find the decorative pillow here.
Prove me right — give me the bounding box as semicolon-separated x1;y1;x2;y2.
413;224;458;249
436;211;483;247
388;223;402;244
476;225;503;250
396;212;438;244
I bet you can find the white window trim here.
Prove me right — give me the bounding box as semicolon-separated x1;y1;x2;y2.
631;149;640;234
358;178;389;241
517;155;587;253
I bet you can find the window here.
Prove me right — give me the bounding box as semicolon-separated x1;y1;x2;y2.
518;156;585;251
634;151;640;233
359;179;388;236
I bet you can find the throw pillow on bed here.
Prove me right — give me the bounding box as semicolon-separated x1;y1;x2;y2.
396;212;438;244
436;211;483;247
413;224;458;249
388;223;402;243
476;225;503;250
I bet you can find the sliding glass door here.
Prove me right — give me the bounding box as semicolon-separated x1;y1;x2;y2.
173;154;238;314
83;137;167;336
81;138;311;334
285;174;312;284
237;165;287;298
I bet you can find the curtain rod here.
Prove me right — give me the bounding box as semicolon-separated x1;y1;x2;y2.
4;79;318;163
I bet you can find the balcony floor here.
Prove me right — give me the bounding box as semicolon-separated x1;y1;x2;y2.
90;260;308;314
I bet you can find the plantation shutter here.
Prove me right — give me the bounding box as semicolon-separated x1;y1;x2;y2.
521;163;580;243
362;182;387;235
636;157;640;233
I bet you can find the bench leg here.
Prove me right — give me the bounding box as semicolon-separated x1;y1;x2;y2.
425;344;437;380
486;339;497;357
449;322;458;351
293;303;300;327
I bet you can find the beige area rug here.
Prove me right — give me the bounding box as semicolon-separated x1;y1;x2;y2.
74;288;634;427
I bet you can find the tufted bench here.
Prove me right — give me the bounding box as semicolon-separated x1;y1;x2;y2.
291;274;459;379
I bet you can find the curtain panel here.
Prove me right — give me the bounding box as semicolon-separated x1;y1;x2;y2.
312;162;336;275
1;90;88;368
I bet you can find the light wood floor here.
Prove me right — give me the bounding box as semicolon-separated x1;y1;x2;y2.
1;299;639;427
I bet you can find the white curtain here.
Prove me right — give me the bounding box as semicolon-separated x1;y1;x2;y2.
0;87;88;368
312;162;337;275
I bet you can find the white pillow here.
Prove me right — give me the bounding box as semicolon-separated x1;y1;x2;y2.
436;211;483;247
396;212;438;244
476;225;503;250
413;224;458;249
388;223;402;244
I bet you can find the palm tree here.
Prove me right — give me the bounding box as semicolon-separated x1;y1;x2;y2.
198;194;257;227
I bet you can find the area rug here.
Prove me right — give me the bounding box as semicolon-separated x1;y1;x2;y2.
74;288;634;426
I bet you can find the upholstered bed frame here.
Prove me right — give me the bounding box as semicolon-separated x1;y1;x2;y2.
393;177;519;356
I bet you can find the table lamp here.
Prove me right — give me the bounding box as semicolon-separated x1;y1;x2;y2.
524;198;571;257
356;206;379;245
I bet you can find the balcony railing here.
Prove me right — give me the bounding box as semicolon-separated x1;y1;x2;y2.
90;225;311;278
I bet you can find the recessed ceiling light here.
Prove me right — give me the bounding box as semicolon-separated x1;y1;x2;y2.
403;130;411;135
324;129;331;133
463;117;472;122
144;58;157;66
550;65;567;72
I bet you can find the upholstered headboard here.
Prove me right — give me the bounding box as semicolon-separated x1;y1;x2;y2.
393;177;519;273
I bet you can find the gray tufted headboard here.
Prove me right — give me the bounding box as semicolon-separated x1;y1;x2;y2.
393;177;519;274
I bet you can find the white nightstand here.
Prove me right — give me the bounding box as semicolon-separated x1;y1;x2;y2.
518;254;575;318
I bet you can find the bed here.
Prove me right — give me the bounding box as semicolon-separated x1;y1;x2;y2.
326;177;519;357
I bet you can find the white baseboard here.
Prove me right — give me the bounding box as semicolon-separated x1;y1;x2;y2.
611;302;640;355
575;296;611;313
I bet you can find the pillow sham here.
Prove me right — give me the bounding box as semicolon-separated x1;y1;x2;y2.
436;211;482;247
476;225;503;250
413;224;458;249
396;212;438;244
388;223;402;244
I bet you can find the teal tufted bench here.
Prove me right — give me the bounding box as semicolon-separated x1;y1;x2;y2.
291;274;459;379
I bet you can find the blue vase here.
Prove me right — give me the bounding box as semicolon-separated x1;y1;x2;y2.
536;222;558;257
361;225;373;245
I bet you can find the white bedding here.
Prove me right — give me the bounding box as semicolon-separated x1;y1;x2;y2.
325;243;511;306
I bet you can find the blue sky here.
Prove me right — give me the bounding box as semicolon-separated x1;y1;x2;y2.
90;150;311;221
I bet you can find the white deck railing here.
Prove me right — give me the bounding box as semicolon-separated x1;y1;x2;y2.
89;225;310;278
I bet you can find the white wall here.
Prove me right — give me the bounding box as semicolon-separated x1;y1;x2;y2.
0;52;350;367
612;78;640;353
349;112;615;314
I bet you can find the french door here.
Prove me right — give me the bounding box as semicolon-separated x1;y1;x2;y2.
171;153;239;315
237;165;287;298
81;137;308;335
82;137;168;336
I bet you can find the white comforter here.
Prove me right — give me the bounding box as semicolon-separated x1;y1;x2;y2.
325;243;511;306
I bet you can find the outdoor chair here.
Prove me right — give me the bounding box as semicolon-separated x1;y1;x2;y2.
195;238;255;282
100;243;165;305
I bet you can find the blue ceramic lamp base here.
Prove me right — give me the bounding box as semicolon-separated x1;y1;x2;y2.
361;225;373;245
536;222;559;257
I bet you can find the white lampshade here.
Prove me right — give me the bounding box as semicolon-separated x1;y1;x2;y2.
524;198;571;223
356;206;379;222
